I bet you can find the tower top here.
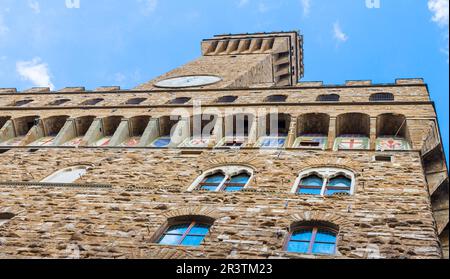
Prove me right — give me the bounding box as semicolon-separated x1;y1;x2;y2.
201;31;304;86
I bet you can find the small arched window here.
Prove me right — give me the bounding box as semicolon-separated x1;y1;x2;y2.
293;168;355;196
157;218;213;247
168;97;191;104
190;166;253;192
216;96;238;103
80;98;104;106
286;223;338;255
265;95;287;103
41;165;90;183
370;93;394;102
12;99;34;107
125;98;147;105
316;94;340;102
48;99;71;106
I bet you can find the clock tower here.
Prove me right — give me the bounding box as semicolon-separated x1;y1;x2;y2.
135;31;304;90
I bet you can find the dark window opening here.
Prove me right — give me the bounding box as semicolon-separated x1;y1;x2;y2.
216;96;238;103
370;93;394;102
317;94;340;102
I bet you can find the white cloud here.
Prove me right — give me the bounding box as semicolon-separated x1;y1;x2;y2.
300;0;311;16
28;0;41;14
238;0;249;7
138;0;158;15
333;21;348;42
428;0;449;27
16;57;54;90
428;0;449;62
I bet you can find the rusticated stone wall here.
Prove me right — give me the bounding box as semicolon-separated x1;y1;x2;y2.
0;149;442;259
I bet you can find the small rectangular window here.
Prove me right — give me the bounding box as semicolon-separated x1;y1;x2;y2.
375;155;392;162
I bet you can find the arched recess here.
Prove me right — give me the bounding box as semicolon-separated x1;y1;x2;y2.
180;114;218;148
256;113;291;148
376;113;411;150
59;116;96;146
217;113;255;148
41;165;91;183
28;115;70;146
334;113;370;150
0;115;39;146
294;113;330;149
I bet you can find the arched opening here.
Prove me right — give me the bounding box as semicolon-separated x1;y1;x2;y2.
119;116;151;147
294;113;330;149
293;167;355;196
335;113;370;150
370;93;394;102
218;113;255;148
11;99;34;107
62;116;96;146
265;95;287;103
29;115;70;146
149;115;183;147
376;113;411;150
80;98;104;106
41;165;90;184
257;113;291;148
48;98;70;106
189;165;254;192
125;98;147;105
93;116;123;146
181;114;218;147
168;97;191;105
216;96;238;103
317;94;340;102
0;116;39;146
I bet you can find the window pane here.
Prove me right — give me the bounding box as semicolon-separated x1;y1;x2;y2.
290;229;313;241
229;174;250;184
181;235;205;246
315;230;337;243
204;174;226;184
327;176;351;187
298;187;322;195
189;224;210;236
158;234;182;245
165;224;190;235
312;243;336;255
287;241;310;253
224;186;244;192
301;175;323;186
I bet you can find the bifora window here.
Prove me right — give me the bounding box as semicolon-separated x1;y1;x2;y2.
286;224;338;255
189;166;253;192
158;221;211;247
292;168;355;196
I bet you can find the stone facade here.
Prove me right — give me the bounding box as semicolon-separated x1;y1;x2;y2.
0;31;448;259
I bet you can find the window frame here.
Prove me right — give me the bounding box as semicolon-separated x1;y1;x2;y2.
284;225;338;255
188;166;254;192
292;168;355;196
157;221;211;247
369;93;395;102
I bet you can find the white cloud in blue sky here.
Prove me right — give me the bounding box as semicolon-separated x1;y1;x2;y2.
333;21;348;43
238;0;250;8
16;57;54;90
428;0;449;27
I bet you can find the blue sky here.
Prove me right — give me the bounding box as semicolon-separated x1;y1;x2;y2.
0;0;448;160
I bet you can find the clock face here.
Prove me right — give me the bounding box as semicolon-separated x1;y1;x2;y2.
154;75;222;88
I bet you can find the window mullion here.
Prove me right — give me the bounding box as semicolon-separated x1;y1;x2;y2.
321;178;327;196
217;175;228;192
179;222;195;245
309;227;318;254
